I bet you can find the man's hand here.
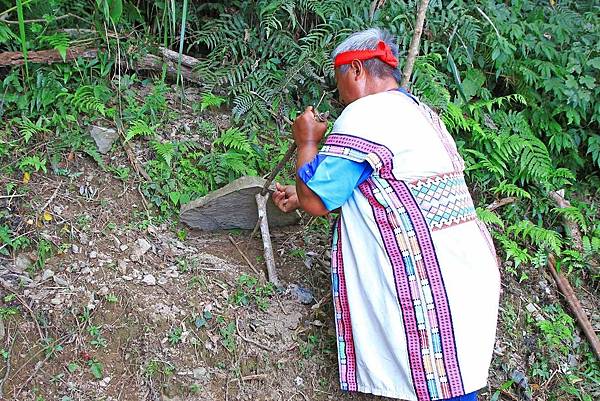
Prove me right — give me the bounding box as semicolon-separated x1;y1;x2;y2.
292;106;328;146
272;183;300;213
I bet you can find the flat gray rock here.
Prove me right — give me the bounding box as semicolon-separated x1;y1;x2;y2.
180;176;299;230
89;125;119;154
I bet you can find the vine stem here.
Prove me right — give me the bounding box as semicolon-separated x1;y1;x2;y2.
401;0;431;89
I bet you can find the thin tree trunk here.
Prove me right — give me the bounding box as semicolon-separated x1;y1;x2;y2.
401;0;431;89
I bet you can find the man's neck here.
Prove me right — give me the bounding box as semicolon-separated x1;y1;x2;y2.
365;77;399;96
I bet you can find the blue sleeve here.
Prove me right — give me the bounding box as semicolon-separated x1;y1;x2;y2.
297;155;373;211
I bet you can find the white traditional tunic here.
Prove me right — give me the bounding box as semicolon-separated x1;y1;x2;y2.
318;90;500;401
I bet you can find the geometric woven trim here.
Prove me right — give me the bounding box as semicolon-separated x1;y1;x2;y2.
408;172;476;231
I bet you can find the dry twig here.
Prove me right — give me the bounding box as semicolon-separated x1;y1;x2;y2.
0;325;17;399
486;197;517;211
235;317;271;352
228;236;260;276
0;283;44;341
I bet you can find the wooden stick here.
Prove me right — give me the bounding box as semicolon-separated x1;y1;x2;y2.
260;144;297;196
255;193;281;287
400;0;431;88
369;0;387;20
547;254;600;360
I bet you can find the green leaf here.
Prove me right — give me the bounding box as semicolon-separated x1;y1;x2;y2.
89;361;103;379
168;191;181;205
194;316;207;329
108;0;123;23
15;0;28;78
588;57;600;69
447;52;467;103
579;76;596;90
67;362;80;373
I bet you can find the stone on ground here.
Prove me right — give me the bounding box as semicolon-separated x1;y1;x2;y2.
89;125;119;154
180;176;299;230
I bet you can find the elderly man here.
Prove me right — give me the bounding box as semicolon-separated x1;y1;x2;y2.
273;28;500;401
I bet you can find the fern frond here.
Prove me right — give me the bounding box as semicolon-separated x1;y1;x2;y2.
476;207;505;228
125;119;154;142
497;234;531;267
152;141;175;167
70;85;106;116
215;128;253;153
40;33;70;61
14;116;50;143
553;206;587;232
508;220;562;255
492;182;531;199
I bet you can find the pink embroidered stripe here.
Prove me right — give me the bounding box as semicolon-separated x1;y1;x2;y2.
324;134;395;178
335;222;357;391
359;181;431;401
389;180;464;396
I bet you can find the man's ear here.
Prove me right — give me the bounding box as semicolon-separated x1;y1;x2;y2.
350;60;364;80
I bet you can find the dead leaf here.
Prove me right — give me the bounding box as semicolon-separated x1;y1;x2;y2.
43;211;53;222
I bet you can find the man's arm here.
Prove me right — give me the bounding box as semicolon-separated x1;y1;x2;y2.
291;106;330;216
295;142;330;216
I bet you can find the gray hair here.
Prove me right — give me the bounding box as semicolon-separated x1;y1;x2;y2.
332;28;401;82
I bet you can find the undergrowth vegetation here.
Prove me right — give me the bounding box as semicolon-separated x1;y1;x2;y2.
0;0;598;400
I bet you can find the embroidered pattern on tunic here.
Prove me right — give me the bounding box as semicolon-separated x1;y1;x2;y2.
321;133;466;401
331;223;357;391
408;173;476;231
361;178;464;400
320;134;394;178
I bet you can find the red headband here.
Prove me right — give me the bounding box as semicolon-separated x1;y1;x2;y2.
334;40;398;69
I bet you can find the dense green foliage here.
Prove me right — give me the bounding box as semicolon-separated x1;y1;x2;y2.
0;1;598;399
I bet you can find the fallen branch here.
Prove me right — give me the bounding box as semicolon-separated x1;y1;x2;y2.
0;48;98;66
401;0;431;88
159;46;200;69
241;374;267;382
0;47;203;84
133;52;202;85
547;254;600;360
486;197;517;212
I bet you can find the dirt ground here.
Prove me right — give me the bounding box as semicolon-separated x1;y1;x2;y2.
0;142;598;401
